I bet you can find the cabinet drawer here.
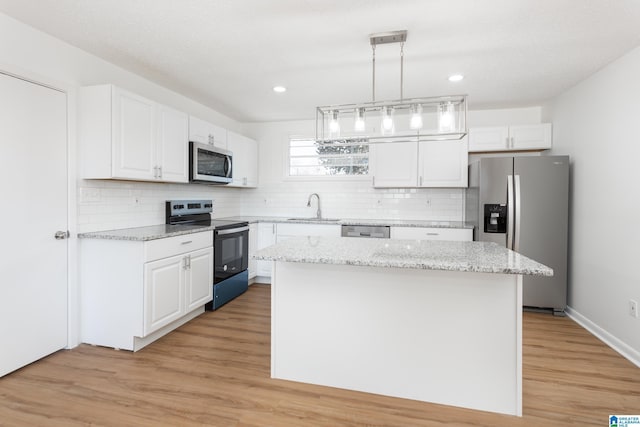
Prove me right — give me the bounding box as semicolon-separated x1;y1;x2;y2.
144;231;213;262
391;227;472;241
276;223;341;239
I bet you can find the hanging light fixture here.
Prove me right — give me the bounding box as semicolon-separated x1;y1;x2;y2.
316;30;467;144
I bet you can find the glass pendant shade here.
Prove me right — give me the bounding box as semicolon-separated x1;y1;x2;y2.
354;107;366;132
328;110;340;137
381;107;395;135
437;102;455;133
409;104;423;130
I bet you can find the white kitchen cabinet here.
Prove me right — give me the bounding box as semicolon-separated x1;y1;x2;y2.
81;231;213;351
79;85;189;183
418;138;468;188
188;115;227;148
248;223;258;280
370;141;418;188
276;223;341;241
370;138;467;188
256;223;277;278
468;124;551;152
390;226;473;241
157;104;189;182
227;131;258;188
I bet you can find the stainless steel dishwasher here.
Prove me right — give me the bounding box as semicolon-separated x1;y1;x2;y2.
341;225;390;238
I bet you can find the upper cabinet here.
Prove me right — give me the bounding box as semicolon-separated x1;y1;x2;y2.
369;141;418;188
370;137;468;188
79;85;188;183
418;138;468;188
468;123;552;152
226;131;258;188
188;115;227;149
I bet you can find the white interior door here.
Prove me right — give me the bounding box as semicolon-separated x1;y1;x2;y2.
0;73;68;377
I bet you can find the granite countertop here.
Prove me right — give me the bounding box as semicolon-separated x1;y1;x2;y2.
77;224;216;241
218;216;473;229
254;236;553;276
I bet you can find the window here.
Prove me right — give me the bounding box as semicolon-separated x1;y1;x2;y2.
288;138;369;177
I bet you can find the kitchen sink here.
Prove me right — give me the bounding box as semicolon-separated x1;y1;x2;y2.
287;217;341;222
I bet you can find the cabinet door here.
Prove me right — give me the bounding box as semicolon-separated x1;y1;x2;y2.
188;116;227;148
158;105;189;183
370;141;418;187
227;132;258;187
510;124;552;150
276;223;341;241
112;88;157;180
391;227;473;241
418;138;468;188
144;254;185;336
248;223;258;279
468;127;509;152
257;223;277;277
188;115;210;144
185;247;214;312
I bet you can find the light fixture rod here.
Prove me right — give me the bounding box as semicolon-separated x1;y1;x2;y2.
372;44;376;102
400;42;404;101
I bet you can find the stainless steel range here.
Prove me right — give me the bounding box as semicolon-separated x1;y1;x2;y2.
165;200;249;310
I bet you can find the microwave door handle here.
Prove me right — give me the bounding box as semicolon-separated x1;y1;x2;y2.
225;156;232;178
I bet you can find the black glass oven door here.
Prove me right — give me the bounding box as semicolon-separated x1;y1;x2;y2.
214;227;249;283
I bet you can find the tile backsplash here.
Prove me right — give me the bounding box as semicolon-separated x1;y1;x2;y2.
77;179;465;233
76;179;245;233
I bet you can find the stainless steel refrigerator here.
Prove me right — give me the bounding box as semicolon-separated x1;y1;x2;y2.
466;156;569;315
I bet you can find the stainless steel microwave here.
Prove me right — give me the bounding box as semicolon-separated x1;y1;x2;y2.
189;141;232;184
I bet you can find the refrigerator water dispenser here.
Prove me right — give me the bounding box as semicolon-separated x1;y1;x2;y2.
484;204;507;233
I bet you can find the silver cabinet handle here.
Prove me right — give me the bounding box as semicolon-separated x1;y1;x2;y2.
153;166;158;178
426;232;439;236
419;176;423;186
505;136;509;148
54;230;70;240
158;166;162;179
183;255;191;269
372;176;376;187
181;240;193;245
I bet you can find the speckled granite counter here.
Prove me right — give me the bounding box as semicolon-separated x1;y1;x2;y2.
77;224;215;241
218;216;472;229
254;236;552;276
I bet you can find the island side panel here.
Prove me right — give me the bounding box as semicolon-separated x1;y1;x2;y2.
271;261;522;416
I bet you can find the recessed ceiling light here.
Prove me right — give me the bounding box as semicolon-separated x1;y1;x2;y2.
273;86;287;93
448;74;464;82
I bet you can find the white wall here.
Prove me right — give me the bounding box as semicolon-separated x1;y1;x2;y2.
242;108;543;221
550;46;640;364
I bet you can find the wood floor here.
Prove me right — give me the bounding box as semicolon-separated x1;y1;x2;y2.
0;284;638;426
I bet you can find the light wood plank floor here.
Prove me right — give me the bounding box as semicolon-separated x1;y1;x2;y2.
0;284;638;426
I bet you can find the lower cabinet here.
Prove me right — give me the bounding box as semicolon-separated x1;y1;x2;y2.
81;231;213;351
256;223;277;279
390;227;473;241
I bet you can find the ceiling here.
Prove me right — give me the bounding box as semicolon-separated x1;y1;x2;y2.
1;0;640;123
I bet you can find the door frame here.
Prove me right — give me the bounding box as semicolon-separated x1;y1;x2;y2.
0;62;79;349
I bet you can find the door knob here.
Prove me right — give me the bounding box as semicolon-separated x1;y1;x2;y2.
54;230;70;240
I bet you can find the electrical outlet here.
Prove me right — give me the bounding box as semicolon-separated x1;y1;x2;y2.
630;300;638;318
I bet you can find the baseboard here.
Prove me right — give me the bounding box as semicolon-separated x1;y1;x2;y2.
565;306;640;368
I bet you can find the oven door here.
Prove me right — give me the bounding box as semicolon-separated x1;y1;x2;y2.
214;225;249;283
190;141;232;184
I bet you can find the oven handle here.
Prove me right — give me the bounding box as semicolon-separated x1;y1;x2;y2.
215;225;249;235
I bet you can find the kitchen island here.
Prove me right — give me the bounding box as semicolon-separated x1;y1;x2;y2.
254;237;552;416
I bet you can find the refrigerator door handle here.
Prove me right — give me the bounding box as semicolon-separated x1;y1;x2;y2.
507;174;514;249
514;174;521;252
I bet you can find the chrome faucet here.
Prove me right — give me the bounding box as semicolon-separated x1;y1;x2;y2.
307;193;321;219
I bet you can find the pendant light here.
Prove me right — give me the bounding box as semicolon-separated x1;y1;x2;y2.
316;30;467;144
